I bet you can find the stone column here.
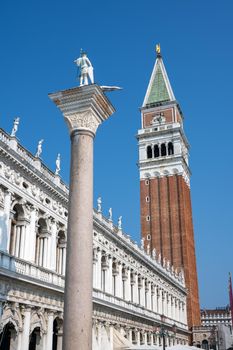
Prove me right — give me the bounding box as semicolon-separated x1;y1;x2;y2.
57;329;63;350
125;268;131;301
116;262;122;298
46;311;54;350
96;248;102;290
49;84;115;350
5;190;13;253
21;306;31;350
107;255;113;294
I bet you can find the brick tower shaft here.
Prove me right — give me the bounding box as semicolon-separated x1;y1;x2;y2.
138;48;201;329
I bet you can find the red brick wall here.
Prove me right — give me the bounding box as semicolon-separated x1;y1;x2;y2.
140;175;201;328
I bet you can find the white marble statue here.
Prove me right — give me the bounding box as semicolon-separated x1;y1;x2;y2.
140;237;145;250
11;117;20;137
118;216;122;230
108;208;112;221
158;253;161;264
35;139;44;158
97;197;102;213
74;49;94;86
147;243;150;255
152;248;156;260
55;153;61;175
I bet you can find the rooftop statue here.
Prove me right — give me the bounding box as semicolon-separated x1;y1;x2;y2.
35;139;44;158
97;197;102;213
108;207;112;221
11;117;20;137
55;153;61;175
74;49;94;86
118;216;122;230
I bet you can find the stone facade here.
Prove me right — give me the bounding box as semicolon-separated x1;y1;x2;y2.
138;53;201;328
192;307;233;349
0;128;189;349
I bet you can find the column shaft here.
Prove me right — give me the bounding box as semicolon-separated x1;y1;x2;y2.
21;309;31;350
47;313;54;350
63;130;94;350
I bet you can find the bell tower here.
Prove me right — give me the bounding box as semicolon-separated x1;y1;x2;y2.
137;46;201;328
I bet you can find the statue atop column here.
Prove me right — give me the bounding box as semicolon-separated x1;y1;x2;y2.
35;139;44;158
74;49;94;86
55;153;61;175
11;117;20;137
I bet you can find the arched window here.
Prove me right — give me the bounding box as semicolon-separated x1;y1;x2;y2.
101;255;108;292
154;144;159;158
202;340;209;350
122;266;127;300
140;332;144;345
130;271;135;302
10;204;25;258
138;276;142;305
56;231;66;275
168;142;174;155
112;261;118;296
132;331;137;344
161;143;167;156
145;280;148;308
151;284;154;310
147;146;152;159
0;322;16;350
29;327;41;350
52;318;63;350
35;218;48;267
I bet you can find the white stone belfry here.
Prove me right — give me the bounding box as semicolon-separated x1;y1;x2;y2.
49;83;115;350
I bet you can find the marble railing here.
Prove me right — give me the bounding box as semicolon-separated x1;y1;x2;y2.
93;289;188;330
137;123;180;135
0;251;65;288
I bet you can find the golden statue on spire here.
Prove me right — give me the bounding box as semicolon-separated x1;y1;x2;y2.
156;43;161;56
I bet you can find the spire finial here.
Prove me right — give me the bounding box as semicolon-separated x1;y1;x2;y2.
156;43;161;57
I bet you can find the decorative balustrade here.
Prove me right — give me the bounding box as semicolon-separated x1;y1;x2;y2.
0;129;11;145
0;251;65;288
17;143;35;165
93;289;188;330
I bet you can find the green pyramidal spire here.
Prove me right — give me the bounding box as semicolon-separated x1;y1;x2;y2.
143;48;175;107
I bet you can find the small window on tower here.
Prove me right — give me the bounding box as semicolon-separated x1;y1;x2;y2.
145;179;149;186
154;145;159;158
147;234;151;240
146;215;150;221
168;142;174;155
161;143;167;156
147;145;153;159
146;196;150;202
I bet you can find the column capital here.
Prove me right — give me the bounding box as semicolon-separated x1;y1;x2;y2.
49;84;115;136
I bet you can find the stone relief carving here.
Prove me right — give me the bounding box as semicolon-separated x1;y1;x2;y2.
65;111;100;134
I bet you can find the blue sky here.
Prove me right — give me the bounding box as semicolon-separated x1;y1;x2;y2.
0;0;233;308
